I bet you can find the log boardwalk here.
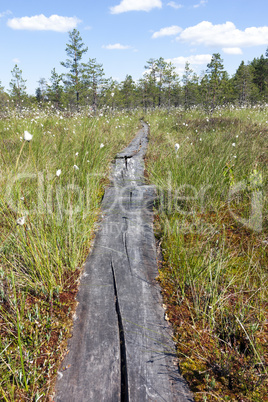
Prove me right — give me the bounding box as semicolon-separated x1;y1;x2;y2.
54;122;194;401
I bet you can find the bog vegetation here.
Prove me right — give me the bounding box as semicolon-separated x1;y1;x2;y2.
0;29;267;401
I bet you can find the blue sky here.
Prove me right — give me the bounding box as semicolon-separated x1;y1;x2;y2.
1;0;267;95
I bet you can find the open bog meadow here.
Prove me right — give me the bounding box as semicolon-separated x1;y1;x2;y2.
0;104;267;401
145;105;268;401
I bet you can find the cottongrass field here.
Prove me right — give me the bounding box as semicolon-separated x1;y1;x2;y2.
0;104;267;401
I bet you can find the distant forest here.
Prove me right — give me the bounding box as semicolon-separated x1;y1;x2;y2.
1;29;268;112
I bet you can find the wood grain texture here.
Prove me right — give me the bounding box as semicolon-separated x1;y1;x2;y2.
54;123;194;401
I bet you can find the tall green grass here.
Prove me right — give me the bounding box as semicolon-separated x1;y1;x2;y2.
145;105;268;401
0;108;140;400
1;104;267;401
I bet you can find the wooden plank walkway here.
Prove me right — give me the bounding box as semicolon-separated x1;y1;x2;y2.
54;122;194;401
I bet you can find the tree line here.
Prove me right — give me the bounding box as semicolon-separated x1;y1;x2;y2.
1;29;268;112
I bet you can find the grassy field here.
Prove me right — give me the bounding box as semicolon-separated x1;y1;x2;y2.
145;105;268;401
0;104;267;401
0;106;139;400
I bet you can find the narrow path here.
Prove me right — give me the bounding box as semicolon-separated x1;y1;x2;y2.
54;122;193;401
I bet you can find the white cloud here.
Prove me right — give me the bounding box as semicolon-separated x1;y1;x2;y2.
110;0;162;14
152;25;182;39
7;14;81;32
102;43;131;50
176;21;268;49
0;10;12;18
166;54;212;74
193;0;208;8
167;54;212;66
12;58;21;64
167;2;183;9
222;47;243;55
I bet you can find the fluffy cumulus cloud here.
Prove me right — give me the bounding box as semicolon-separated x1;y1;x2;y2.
176;21;268;54
7;14;81;32
222;47;243;55
166;54;212;74
152;25;182;39
102;43;131;50
110;0;162;14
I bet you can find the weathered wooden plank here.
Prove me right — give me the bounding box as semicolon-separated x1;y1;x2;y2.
54;123;194;401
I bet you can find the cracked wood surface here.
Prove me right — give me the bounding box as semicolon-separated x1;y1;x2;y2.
54;122;194;401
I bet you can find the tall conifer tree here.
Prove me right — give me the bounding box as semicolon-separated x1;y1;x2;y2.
61;29;88;108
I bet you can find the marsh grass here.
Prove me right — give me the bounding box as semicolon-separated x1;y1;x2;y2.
145;106;268;401
1;104;267;401
0;108;139;400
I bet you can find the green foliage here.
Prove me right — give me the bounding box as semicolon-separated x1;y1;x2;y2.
119;75;137;109
0;108;140;399
61;29;88;107
47;68;64;108
145;106;268;400
2;39;268;112
82;58;106;110
250;55;268;100
9;65;27;109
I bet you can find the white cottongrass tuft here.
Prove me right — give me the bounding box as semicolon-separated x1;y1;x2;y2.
16;216;26;226
175;143;180;152
73;165;79;170
100;143;105;148
232;143;236;147
56;169;62;177
23;131;33;141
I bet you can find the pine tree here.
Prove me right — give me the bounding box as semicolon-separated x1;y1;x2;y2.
35;78;47;104
182;62;199;109
82;58;106;111
47;68;64;108
120;75;136;109
144;57;179;108
61;29;88;109
137;78;149;111
233;61;257;105
251;54;268;100
144;58;158;108
206;53;225;109
104;79;119;110
155;57;167;107
199;73;210;109
164;62;179;111
9;64;27;109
